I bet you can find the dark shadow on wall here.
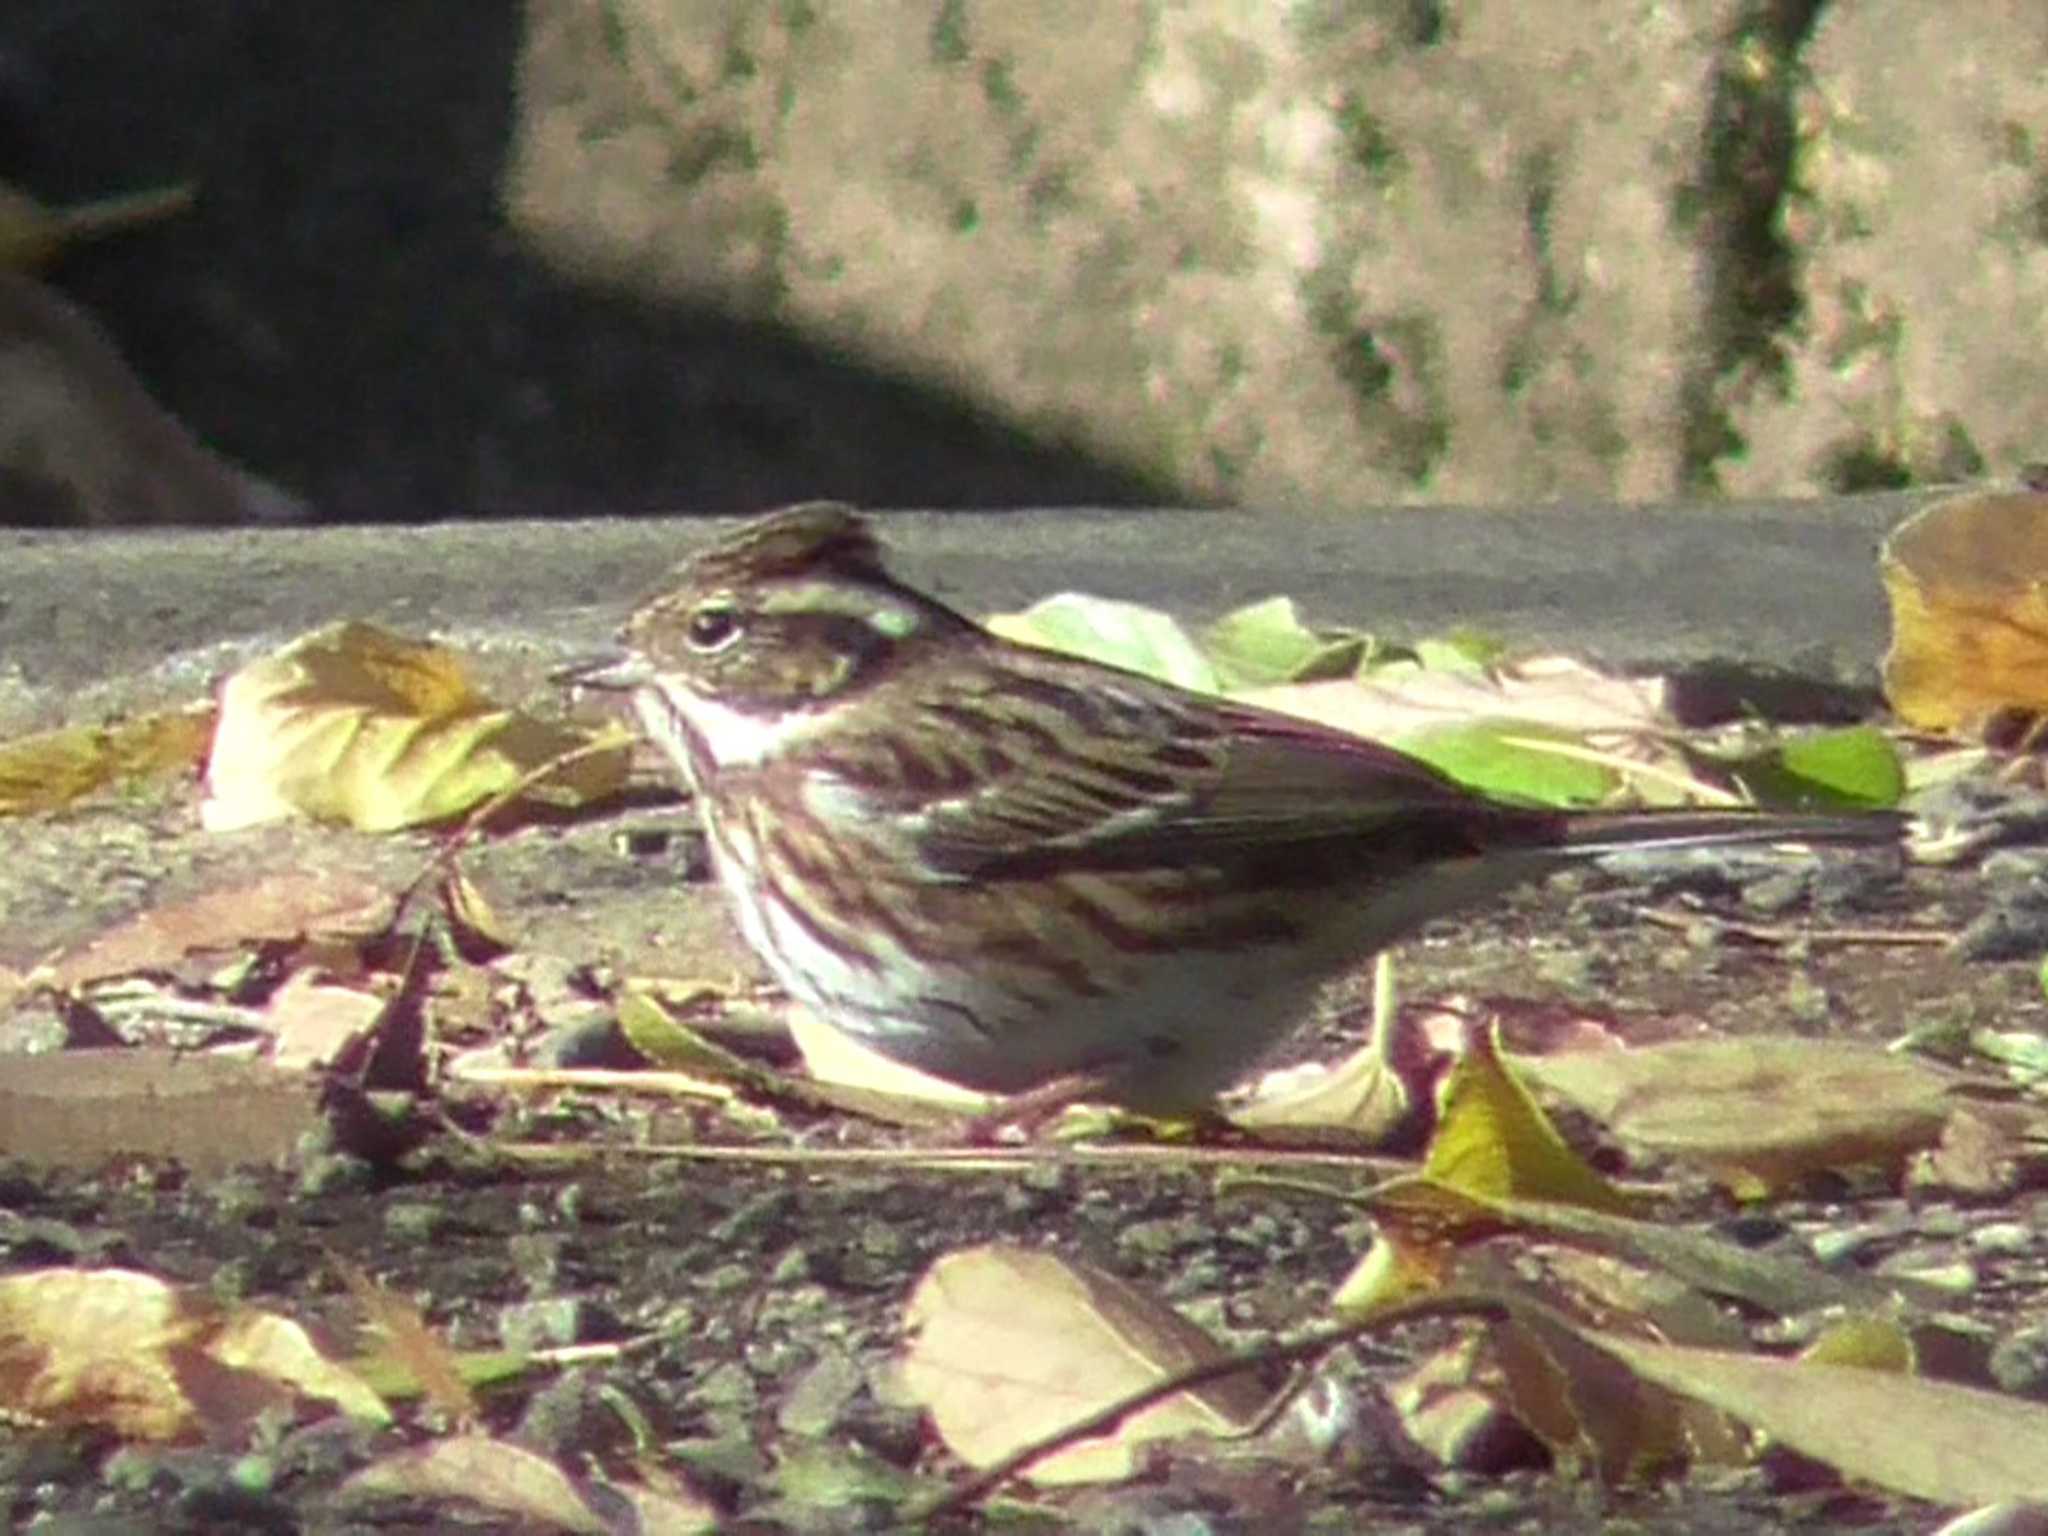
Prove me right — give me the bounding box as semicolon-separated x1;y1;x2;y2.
1;2;1182;523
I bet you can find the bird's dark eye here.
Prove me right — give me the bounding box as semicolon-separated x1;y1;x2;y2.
685;604;742;652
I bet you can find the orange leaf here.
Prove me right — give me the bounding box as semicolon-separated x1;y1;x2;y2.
1880;489;2048;733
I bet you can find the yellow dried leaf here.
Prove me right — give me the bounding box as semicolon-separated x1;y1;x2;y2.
0;1267;204;1438
202;621;628;831
1337;1028;1640;1316
0;1267;387;1440
0;708;215;816
1880;489;2048;733
1423;1025;1641;1216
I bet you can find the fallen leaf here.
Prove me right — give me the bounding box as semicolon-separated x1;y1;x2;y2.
1226;1036;1418;1143
1228;954;1425;1142
202;621;629;832
785;1004;996;1112
268;970;389;1072
1421;1026;1642;1216
1336;1027;1640;1316
44;870;393;991
331;1255;476;1425
1384;1334;1545;1473
1203;596;1367;689
1712;724;1906;811
1579;1327;2048;1505
0;1267;386;1441
1489;1302;1694;1483
1517;1036;1964;1191
1244;654;1670;746
1911;1100;2048;1199
900;1244;1267;1484
0;708;214;817
987;593;1221;693
1395;718;1620;806
1880;489;2048;735
338;1435;671;1533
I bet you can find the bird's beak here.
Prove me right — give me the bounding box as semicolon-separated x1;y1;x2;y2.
552;651;654;692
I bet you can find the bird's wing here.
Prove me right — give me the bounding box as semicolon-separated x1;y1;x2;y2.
811;659;1498;877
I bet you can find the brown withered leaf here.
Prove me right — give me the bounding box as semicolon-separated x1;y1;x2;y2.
338;1435;720;1532
1881;489;2048;735
330;1254;477;1426
44;870;394;991
1577;1327;2048;1505
1517;1035;1964;1193
267;969;390;1073
1489;1302;1696;1483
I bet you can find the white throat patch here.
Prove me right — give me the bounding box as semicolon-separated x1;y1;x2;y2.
634;687;826;770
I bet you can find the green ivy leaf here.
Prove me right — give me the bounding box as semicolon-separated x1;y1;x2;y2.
1204;596;1368;689
1395;719;1618;807
987;594;1220;693
1719;725;1905;811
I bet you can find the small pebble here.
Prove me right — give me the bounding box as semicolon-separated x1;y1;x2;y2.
1873;1248;1977;1293
777;1349;864;1437
1957;904;2048;962
500;1297;615;1353
1741;869;1813;917
1990;1324;2048;1400
381;1201;447;1245
1968;1221;2036;1256
694;1360;758;1409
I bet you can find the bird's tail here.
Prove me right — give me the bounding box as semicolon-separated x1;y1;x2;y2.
1556;807;1906;858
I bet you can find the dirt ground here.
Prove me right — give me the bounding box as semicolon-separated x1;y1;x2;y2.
0;754;2038;1529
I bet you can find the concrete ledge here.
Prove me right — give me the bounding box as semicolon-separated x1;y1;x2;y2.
0;494;1920;727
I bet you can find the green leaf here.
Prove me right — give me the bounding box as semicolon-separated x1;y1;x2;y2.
1411;627;1508;673
986;594;1220;693
1719;725;1905;811
1394;718;1617;807
1203;596;1368;689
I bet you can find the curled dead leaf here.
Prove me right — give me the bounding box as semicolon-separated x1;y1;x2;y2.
1881;490;2048;735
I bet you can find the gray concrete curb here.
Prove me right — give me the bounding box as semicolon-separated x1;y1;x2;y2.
0;494;1922;725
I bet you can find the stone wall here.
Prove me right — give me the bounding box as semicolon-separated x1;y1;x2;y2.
7;1;2046;520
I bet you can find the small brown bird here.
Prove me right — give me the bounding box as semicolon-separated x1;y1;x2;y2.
570;504;1901;1114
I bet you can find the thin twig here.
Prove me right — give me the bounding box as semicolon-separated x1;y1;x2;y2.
913;1293;1510;1520
1637;908;1950;948
487;1137;1413;1179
